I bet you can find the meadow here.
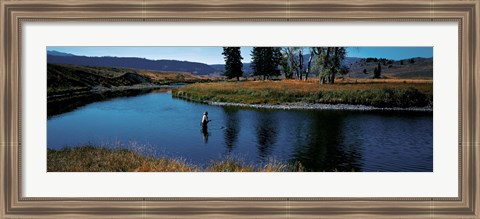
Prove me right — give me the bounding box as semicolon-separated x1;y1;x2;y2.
173;79;433;108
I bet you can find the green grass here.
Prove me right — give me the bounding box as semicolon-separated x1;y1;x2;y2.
172;80;433;108
47;146;305;172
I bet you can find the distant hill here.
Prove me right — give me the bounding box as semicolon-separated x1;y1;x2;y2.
47;50;75;56
209;65;224;73
282;55;430;79
47;63;210;96
47;51;217;75
342;57;363;66
347;57;432;79
210;63;253;75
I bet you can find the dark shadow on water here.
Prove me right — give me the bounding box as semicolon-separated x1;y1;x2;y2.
222;107;240;154
290;110;362;172
255;111;279;162
201;127;209;144
47;89;161;118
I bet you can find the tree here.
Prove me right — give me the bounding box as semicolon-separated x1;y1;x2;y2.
312;47;347;84
304;48;316;81
222;47;243;81
251;47;282;80
297;49;304;80
373;62;382;79
330;47;346;84
271;48;282;78
284;47;316;80
363;69;367;74
279;48;294;79
283;47;301;79
400;60;404;65
340;66;349;78
251;47;264;79
280;47;347;82
409;58;415;64
280;47;319;81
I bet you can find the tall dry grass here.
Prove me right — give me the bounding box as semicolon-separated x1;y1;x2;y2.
173;80;433;108
47;146;305;172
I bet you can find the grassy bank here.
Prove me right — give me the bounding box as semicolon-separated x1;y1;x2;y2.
47;63;215;96
47;146;303;172
173;80;433;108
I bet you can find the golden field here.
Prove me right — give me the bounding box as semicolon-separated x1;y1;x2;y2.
173;79;433;108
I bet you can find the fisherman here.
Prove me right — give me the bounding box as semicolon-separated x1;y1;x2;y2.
201;111;211;131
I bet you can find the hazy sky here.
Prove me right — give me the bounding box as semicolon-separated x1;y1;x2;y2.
48;46;433;64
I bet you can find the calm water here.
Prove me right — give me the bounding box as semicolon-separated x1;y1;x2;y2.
47;89;433;172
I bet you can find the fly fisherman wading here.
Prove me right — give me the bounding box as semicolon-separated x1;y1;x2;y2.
201;111;211;131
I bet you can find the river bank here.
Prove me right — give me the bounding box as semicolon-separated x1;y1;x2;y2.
173;80;433;111
47;63;214;98
47;146;305;172
48;83;184;99
207;101;432;112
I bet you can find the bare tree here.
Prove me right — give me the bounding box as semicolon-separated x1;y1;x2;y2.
280;47;346;83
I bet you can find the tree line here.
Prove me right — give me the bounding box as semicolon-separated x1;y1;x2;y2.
223;47;383;84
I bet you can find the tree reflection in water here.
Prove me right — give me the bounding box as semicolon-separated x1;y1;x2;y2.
290;111;362;172
255;111;278;162
48;89;155;118
48;90;432;172
222;107;240;154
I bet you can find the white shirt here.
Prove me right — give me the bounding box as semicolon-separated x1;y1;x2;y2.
201;115;208;124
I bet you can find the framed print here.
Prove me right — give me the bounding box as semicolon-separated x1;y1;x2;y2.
1;0;479;218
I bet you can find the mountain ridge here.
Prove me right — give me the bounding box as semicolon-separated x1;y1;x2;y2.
47;50;432;78
47;51;217;75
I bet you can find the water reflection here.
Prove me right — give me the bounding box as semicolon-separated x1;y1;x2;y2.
48;89;154;118
48;90;433;172
201;128;209;144
223;107;240;154
291;111;361;172
255;111;278;161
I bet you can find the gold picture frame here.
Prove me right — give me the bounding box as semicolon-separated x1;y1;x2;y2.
1;0;479;218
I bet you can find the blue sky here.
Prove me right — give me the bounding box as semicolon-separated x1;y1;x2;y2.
48;46;432;64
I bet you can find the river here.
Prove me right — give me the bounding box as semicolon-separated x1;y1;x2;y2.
47;89;433;172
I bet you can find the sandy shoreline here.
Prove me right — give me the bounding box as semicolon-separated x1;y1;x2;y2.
208;101;433;112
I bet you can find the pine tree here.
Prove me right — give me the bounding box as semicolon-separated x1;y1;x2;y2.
222;47;243;81
251;47;264;79
251;47;281;80
373;62;382;79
